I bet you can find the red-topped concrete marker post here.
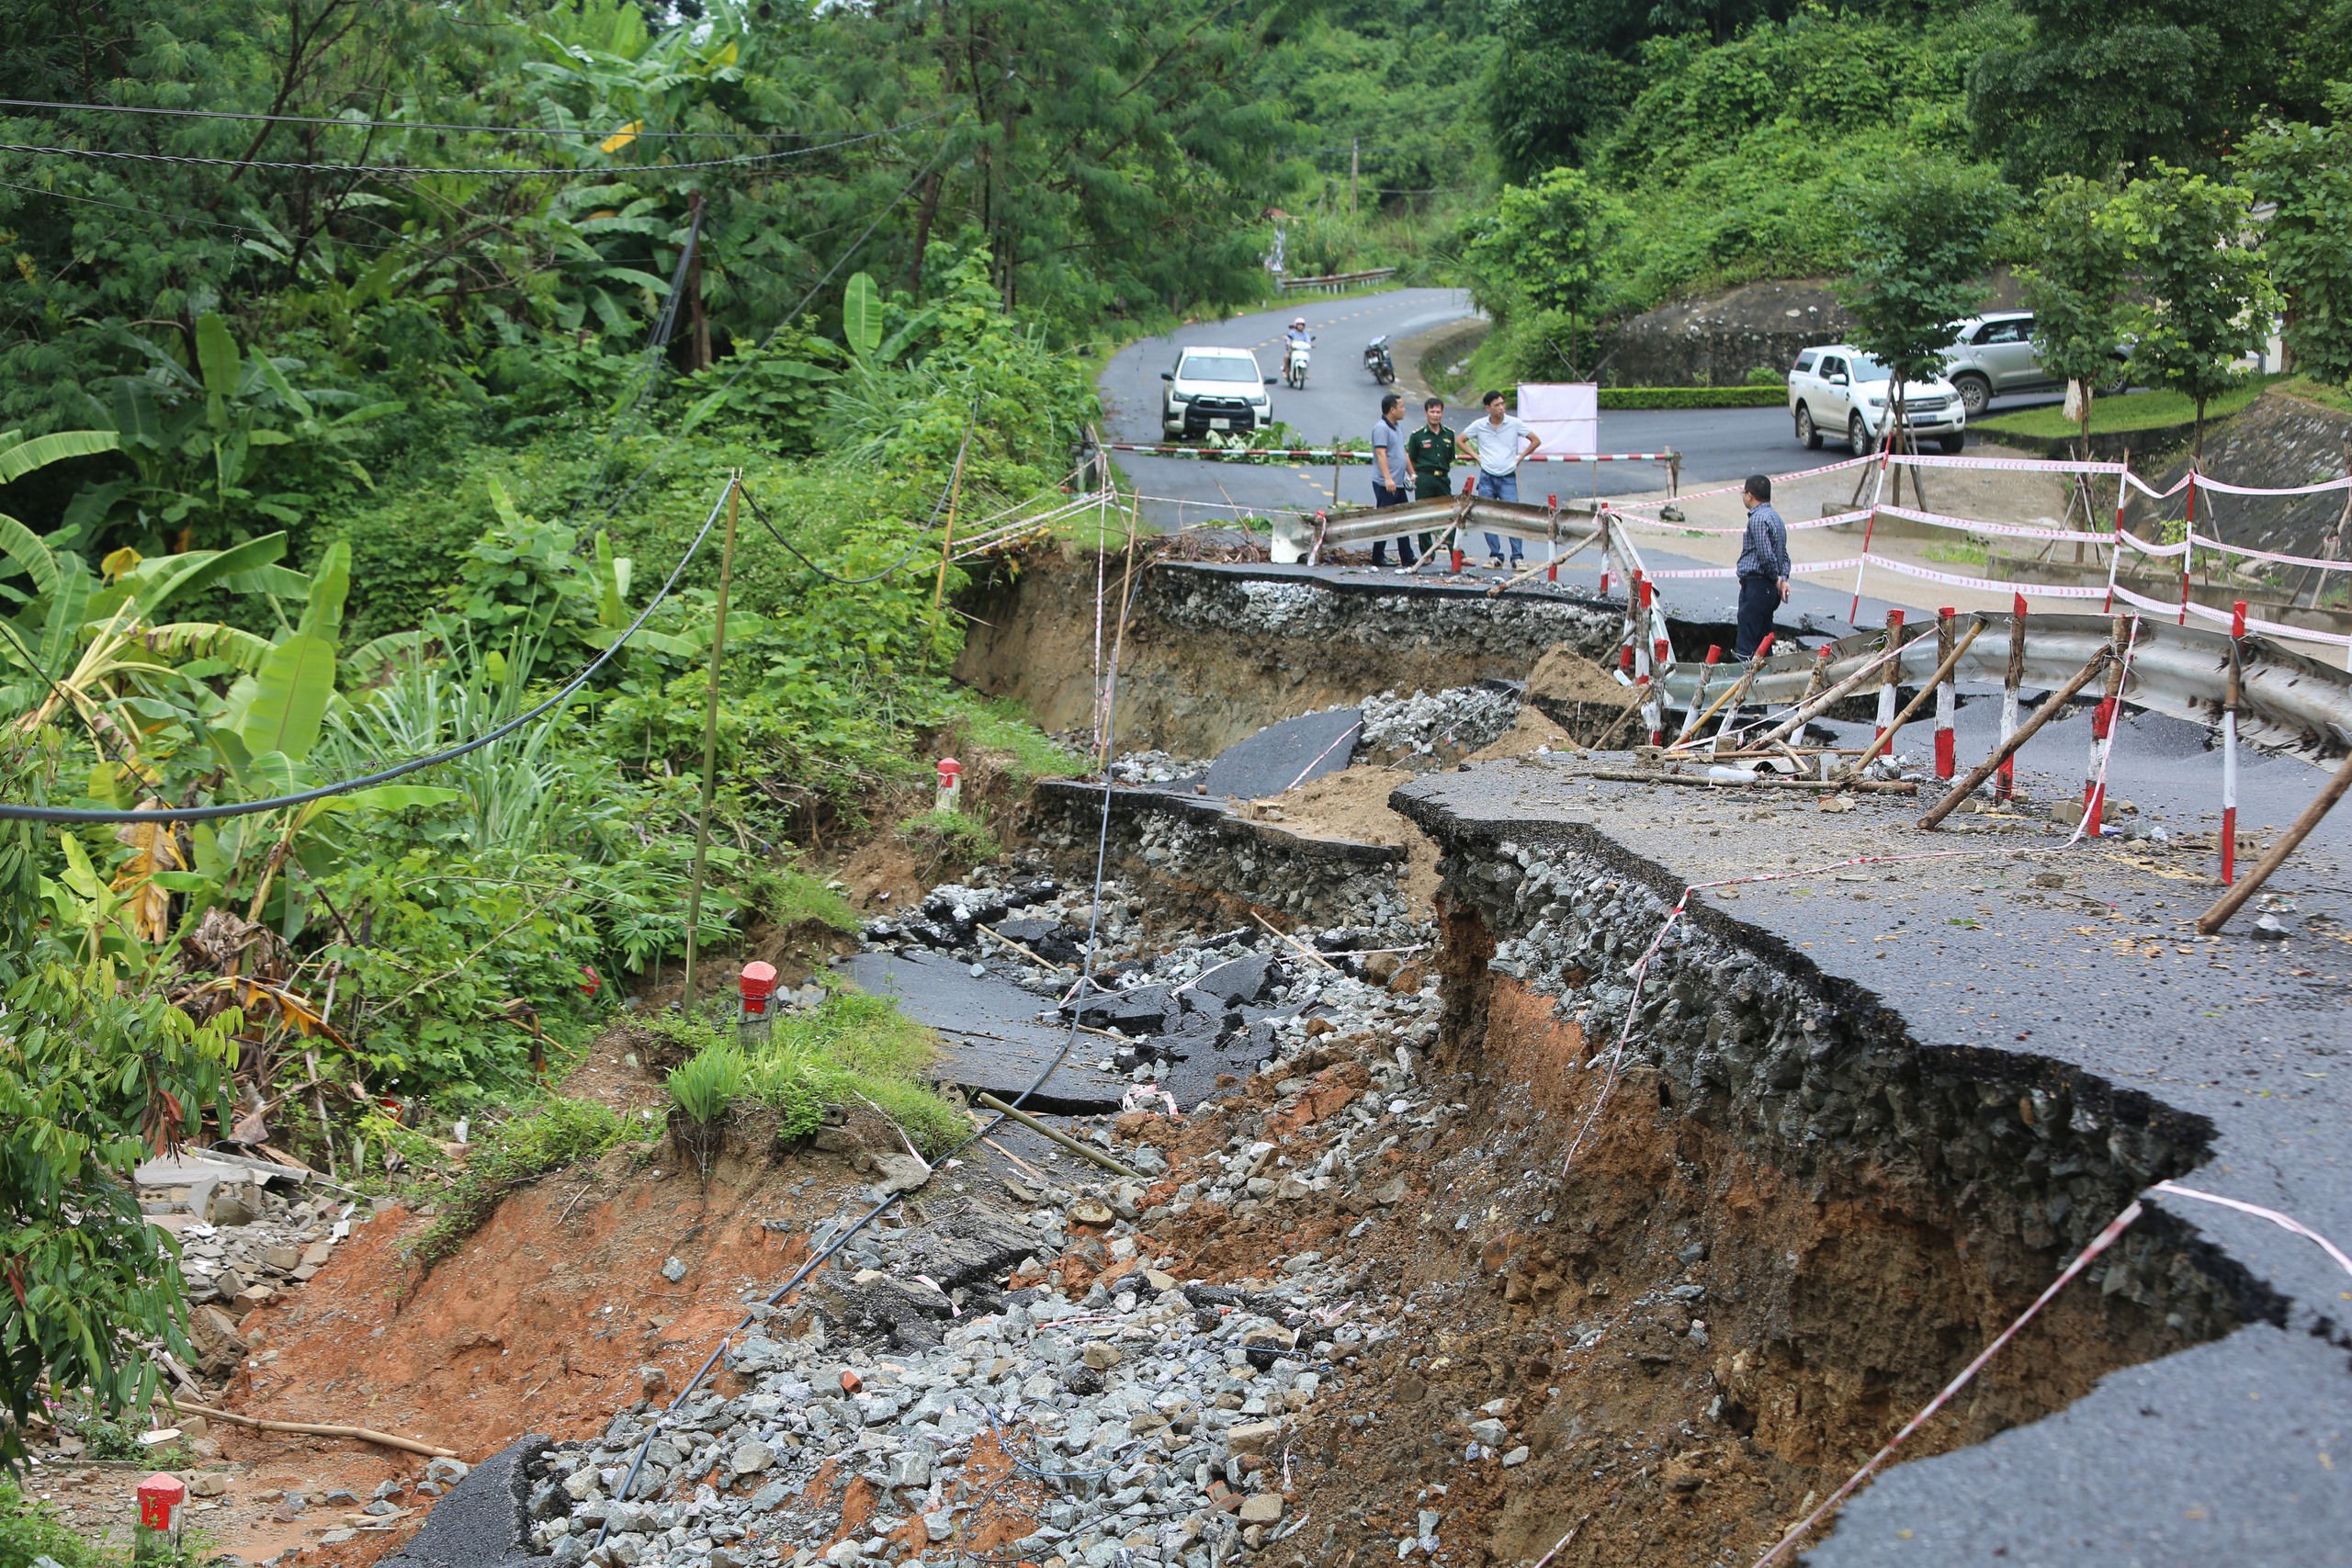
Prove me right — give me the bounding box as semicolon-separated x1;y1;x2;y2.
739;960;778;1018
935;757;963;815
135;1472;185;1562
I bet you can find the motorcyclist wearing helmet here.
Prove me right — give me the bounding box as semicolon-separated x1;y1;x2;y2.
1283;317;1313;374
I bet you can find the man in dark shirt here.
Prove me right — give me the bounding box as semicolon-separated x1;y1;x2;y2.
1403;397;1453;562
1406;398;1454;500
1736;472;1792;659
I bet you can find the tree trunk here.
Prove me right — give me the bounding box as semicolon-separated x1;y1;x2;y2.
906;166;943;293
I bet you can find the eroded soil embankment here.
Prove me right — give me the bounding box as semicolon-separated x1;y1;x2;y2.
1222;806;2268;1565
956;554;1623;758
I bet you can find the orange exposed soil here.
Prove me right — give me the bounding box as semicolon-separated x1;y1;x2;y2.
174;1139;872;1563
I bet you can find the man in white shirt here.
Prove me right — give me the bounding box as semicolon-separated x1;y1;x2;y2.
1454;389;1541;567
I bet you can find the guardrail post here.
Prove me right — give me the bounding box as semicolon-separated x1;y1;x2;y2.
2222;601;2245;883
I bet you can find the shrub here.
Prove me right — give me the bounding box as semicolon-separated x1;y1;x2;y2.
0;1478;108;1568
897;807;1002;874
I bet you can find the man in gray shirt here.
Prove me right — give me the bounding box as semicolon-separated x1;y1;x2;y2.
1455;389;1541;567
1735;472;1792;658
1369;391;1417;566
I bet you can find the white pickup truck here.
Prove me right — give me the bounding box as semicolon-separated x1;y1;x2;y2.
1787;345;1967;455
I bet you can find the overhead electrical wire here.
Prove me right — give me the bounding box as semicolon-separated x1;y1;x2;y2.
0;476;737;826
737;415;970;587
0;176;407;251
0;111;944;178
0;96;914;141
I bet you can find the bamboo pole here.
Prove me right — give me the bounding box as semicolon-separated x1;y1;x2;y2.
681;473;741;1012
1748;637;1911;750
974;1094;1141;1179
1917;648;2111;829
165;1397;458;1461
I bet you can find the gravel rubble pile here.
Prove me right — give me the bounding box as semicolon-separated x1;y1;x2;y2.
526;882;1457;1568
1354;683;1522;764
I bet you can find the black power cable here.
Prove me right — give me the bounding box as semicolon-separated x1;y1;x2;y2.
0;476;736;825
0;96;924;141
0;115;938;178
735;401;977;586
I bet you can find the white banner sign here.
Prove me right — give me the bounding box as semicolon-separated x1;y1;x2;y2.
1518;382;1597;459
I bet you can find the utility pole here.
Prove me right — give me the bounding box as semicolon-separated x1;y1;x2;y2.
1350;137;1360;219
681;471;741;1013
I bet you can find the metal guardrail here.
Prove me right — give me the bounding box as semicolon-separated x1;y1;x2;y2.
1274;267;1397;296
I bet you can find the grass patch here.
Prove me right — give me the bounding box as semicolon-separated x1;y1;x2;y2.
2277;376;2352;417
408;1097;639;1270
1973;377;2284;440
898;806;1002;873
949;694;1088;783
743;863;862;933
1920;539;1988;567
655;994;967;1154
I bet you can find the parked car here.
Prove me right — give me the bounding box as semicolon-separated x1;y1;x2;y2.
1789;345;1968;455
1940;311;2132;418
1160;347;1274;439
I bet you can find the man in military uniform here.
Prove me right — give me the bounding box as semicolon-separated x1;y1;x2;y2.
1403;397;1454;562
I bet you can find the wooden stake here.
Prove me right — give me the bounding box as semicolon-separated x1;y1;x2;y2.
2197;746;2352;935
1917;648;2111;829
930;427;971;630
681;473;741;1012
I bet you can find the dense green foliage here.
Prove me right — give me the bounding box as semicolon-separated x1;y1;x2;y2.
2239;88;2352;387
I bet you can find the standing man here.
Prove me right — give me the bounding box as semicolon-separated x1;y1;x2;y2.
1735;473;1792;659
1405;397;1454;563
1369;392;1416;567
1456;389;1541;568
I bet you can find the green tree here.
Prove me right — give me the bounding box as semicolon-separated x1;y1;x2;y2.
1834;161;2018;457
2106;161;2279;461
1966;0;2349;186
1462;166;1619;378
2017;175;2133;465
2237;87;2352;387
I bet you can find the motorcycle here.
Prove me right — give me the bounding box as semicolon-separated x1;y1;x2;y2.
1363;334;1396;386
1283;338;1311;389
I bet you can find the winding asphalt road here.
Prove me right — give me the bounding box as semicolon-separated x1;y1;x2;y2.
1098;288;2061;533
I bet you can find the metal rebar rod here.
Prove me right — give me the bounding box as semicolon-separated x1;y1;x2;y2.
680;473;741;1010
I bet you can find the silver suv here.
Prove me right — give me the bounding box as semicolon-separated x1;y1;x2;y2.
1941;311;2131;418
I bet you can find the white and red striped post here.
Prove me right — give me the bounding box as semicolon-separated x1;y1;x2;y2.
2222;599;2245;883
1996;593;2027;802
1677;644;1722;744
1873;609;1906;749
1633;576;1663;744
1643;578;1669;744
2082;613;2128;835
1933;606;1958;779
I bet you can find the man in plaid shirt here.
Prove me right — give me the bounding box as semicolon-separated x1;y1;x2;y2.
1735;473;1791;659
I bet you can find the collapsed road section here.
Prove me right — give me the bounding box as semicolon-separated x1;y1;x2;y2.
393;542;2348;1568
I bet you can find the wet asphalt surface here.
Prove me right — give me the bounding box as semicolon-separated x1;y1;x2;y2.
1399;701;2352;1566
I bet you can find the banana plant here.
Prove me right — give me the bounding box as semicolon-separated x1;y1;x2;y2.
72;313;402;547
187;542;458;935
